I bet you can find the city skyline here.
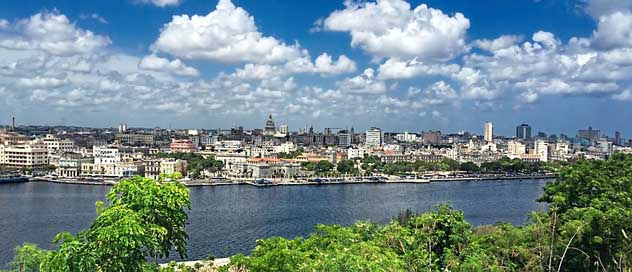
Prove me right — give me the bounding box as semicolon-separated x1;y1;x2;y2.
1;0;632;135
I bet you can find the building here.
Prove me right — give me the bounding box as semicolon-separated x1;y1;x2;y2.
577;126;600;141
337;130;352;148
484;121;493;142
160;159;188;176
365;127;383;147
0;142;49;168
422;131;441;145
170;139;196;152
535;140;549;162
0;131;29;145
507;141;526;157
93;146;120;164
115;133;155;146
615;131;622;146
516;124;531;139
118;123;128;133
347;148;367;159
264;115;276;136
40;134;75;154
278;124;288;135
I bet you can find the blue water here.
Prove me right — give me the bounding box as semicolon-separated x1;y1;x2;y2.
0;179;550;266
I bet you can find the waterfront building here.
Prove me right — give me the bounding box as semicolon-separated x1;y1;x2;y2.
365;127;383;147
484;121;493;142
516;124;531;139
0;142;49;168
160;159;188;177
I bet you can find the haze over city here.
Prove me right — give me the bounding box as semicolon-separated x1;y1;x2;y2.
1;0;631;136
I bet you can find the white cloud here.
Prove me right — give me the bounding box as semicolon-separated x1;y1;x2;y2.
612;89;632;101
336;68;387;94
286;53;357;75
591;11;632;50
79;13;108;24
139;54;199;77
17;76;69;89
0;19;8;29
137;0;181;7
152;0;301;64
322;0;470;61
377;57;460;79
583;0;632;18
473;35;521;52
0;12;110;56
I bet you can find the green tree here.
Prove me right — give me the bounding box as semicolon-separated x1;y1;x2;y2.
2;243;48;272
539;153;632;270
336;159;355;173
40;175;191;272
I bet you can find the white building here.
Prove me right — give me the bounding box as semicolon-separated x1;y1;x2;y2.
508;141;526;158
365;127;383;147
0;142;49;168
273;142;296;154
347;148;367;159
41;134;75;154
535;140;549;162
278;124;288;135
94;146;120;164
484;121;493;142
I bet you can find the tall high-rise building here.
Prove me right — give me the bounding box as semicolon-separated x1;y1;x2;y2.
516;123;531;139
615;131;622;146
337;130;352;148
484;121;493;142
365;127;383;147
577;126;600;141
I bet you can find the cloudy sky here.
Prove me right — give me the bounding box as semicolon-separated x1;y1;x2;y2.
0;0;631;137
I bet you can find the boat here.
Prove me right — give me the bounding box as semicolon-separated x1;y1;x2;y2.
0;174;28;184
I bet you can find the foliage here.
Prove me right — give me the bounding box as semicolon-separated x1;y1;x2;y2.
1;243;48;272
32;175;191;272
277;148;303;159
335;159;356;173
157;152;223;178
540;153;632;270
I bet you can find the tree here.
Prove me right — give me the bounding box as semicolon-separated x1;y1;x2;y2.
2;243;48;272
315;160;334;173
458;162;479;173
336;159;355;173
39;175;191;272
539;153;632;270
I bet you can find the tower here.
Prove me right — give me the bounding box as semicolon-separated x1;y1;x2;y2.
484;121;493;142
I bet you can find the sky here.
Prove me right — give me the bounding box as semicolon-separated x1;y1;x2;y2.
0;0;631;137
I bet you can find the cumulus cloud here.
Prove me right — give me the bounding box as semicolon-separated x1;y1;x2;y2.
336;68;387;94
139;54;199;77
473;35;521;52
321;0;470;61
0;12;111;56
377;57;460;79
286;53;357;75
591;11;632;50
152;0;301;64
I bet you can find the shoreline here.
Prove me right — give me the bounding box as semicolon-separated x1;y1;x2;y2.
29;174;556;187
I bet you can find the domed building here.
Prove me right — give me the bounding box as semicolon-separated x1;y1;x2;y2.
264;115;276;136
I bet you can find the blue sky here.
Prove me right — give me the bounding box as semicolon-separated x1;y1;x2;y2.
0;0;631;137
